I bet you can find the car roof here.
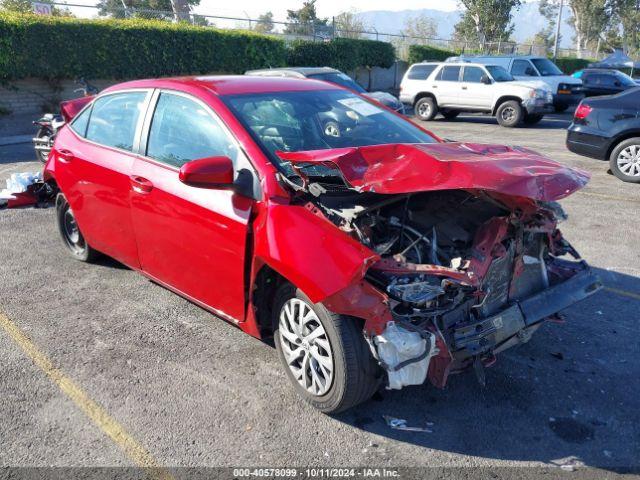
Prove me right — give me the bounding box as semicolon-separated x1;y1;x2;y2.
246;67;340;77
102;75;342;96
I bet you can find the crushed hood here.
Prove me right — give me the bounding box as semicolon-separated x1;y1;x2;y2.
277;142;590;201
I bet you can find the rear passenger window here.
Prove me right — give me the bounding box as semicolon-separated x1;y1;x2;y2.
463;66;485;83
146;93;239;168
438;66;461;81
85;92;146;151
407;64;437;80
69;107;91;137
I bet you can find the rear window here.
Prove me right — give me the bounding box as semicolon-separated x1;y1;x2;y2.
407;64;437;80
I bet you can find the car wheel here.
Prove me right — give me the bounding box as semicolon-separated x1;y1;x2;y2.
441;110;459;120
523;114;544;125
56;193;99;262
609;137;640;183
414;97;437;121
272;283;380;413
496;100;524;127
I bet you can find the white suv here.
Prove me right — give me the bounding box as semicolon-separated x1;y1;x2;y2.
400;62;554;127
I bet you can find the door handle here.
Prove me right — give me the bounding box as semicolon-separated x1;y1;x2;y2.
432;85;438;88
57;149;75;163
462;86;468;90
130;175;153;194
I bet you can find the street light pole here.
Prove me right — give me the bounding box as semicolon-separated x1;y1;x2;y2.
552;0;564;59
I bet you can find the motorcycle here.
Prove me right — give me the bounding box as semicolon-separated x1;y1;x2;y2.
32;78;98;163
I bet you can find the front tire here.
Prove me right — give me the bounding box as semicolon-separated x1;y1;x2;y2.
56;194;99;262
273;283;380;413
496;100;524;127
414;97;437;121
609;137;640;183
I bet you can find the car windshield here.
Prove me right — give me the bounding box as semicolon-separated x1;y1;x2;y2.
222;89;437;176
486;65;514;82
307;72;367;93
530;58;563;76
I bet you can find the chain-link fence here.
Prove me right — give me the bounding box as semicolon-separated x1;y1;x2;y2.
48;2;603;60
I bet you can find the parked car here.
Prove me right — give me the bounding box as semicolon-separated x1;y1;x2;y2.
45;75;601;413
400;62;554;127
567;87;640;183
572;69;638;97
447;55;582;112
245;67;405;114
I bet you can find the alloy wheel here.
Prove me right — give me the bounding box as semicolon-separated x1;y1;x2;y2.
278;298;334;396
418;102;431;118
500;106;516;122
616;145;640;177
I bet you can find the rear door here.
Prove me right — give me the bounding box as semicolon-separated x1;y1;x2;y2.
432;65;462;106
129;90;255;322
459;65;493;109
52;90;151;267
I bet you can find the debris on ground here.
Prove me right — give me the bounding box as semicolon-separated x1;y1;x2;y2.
383;415;433;433
0;172;53;209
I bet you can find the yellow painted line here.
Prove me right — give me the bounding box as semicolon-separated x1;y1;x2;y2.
576;190;640;204
0;312;174;480
604;286;640;301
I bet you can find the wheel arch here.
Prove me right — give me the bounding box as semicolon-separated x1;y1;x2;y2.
492;96;523;115
413;91;437;106
605;130;640;160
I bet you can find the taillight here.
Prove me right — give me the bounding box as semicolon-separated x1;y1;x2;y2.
574;103;592;120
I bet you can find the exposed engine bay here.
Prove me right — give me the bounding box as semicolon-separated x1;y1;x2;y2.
299;187;602;390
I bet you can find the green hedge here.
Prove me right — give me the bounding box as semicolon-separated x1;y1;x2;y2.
408;45;457;64
0;13;396;80
286;37;395;72
554;57;592;74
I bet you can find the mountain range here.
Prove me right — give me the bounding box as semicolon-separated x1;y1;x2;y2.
357;2;576;48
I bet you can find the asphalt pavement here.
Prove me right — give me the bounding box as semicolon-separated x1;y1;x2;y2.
0;113;638;478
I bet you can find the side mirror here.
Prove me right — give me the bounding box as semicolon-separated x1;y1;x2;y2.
480;74;492;85
179;156;234;188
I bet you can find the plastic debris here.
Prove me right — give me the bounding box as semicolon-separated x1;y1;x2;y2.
0;172;43;208
383;415;433;433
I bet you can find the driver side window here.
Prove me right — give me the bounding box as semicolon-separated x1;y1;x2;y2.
511;60;537;76
146;93;239;168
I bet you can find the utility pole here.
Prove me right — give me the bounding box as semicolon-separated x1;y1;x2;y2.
552;0;564;60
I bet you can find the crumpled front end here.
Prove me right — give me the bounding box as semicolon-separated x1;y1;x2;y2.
319;190;602;390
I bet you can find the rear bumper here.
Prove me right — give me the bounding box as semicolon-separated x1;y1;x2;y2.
566;127;610;160
452;264;602;359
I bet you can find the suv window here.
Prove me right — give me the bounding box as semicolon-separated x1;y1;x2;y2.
69;106;91;137
146;92;239;168
511;60;537;76
407;64;437;80
85;92;146;151
437;66;461;81
462;66;485;83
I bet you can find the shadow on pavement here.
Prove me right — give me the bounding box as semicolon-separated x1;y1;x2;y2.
334;266;639;471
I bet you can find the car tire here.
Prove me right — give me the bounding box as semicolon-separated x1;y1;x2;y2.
523;114;544;125
272;283;380;413
56;193;100;262
441;110;459;120
496;100;524;127
414;97;437;121
609;137;640;183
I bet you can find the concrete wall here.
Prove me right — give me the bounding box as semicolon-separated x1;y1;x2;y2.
0;79;117;116
0;63;409;116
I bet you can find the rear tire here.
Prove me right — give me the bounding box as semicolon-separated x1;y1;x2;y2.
272;283;380;413
523;114;544;125
414;97;438;121
56;193;100;262
441;110;459;120
496;100;524;127
609;137;640;183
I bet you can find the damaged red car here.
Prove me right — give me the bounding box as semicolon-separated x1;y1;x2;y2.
44;76;602;413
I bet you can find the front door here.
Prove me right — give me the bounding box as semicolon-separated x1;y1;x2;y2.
459;66;493;109
129;91;254;321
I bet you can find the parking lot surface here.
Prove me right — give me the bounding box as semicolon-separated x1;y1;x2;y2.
0;113;638;476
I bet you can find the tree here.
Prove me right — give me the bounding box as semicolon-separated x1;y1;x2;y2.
334;10;366;39
567;0;608;58
533;0;561;54
284;0;330;38
453;0;521;44
96;0;200;20
607;0;640;54
255;11;275;34
392;14;437;60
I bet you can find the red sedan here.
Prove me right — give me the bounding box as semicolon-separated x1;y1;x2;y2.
45;76;601;413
